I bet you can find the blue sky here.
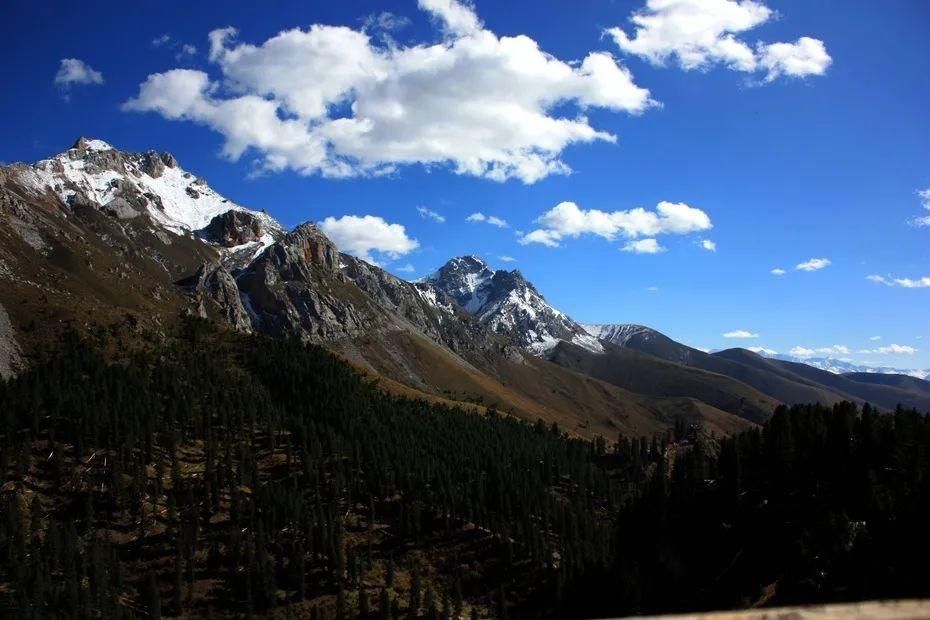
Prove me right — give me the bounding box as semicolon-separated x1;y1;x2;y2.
2;0;929;367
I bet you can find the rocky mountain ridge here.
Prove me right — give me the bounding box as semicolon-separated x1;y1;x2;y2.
424;256;603;354
3;137;928;437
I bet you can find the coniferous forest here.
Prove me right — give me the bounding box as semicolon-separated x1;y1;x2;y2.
1;319;929;618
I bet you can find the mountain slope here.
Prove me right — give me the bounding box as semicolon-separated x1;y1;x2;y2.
582;324;851;408
0;138;759;441
549;340;780;424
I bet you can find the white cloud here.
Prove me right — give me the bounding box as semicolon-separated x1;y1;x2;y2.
747;346;777;355
770;268;786;275
54;58;104;88
498;255;517;262
152;34;173;47
869;336;881;341
700;239;716;251
623;238;665;254
790;344;850;358
646;285;659;292
867;274;930;288
723;329;758;339
416;206;445;223
395;263;416;274
319;215;418;264
858;344;918;355
519;229;561;247
466;213;508;228
757;37;832;83
796;257;831;272
908;188;930;227
607;0;831;82
519;200;711;248
124;0;655;183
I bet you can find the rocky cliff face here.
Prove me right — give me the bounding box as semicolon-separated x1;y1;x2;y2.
200;210;266;248
426;256;603;354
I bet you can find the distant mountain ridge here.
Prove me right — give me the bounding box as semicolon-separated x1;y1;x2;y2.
0;137;757;440
2;137;927;441
767;353;929;380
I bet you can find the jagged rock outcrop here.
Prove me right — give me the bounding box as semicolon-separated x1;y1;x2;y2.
201;210;266;247
236;224;366;341
178;263;253;333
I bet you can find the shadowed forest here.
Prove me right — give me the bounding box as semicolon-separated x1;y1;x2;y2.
1;320;929;618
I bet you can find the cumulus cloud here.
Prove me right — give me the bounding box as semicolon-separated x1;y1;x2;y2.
858;344;919;355
519;200;711;248
700;239;716;251
607;0;831;82
867;274;930;288
747;346;777;355
723;329;758;339
54;58;104;88
789;344;850;358
466;213;508;228
124;0;654;183
319;215;418;264
796;257;831;272
416;206;445;223
623;238;665;254
770;268;786;275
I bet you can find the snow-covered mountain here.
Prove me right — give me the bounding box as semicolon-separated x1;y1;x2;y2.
583;324;654;347
4;137;283;258
424;256;602;354
769;354;930;380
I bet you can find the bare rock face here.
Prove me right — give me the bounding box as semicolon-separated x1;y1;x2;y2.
141;151;166;178
282;223;340;272
201;210;265;247
236;223;366;341
103;197;140;220
160;152;178;168
177;263;253;333
0;302;22;379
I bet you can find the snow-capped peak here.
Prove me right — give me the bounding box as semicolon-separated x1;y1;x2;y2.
426;255;603;355
8;138;282;238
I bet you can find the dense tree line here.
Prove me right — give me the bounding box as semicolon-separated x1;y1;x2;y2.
1;319;929;618
564;401;930;617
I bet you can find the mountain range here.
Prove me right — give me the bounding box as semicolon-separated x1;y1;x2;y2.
2;138;929;439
